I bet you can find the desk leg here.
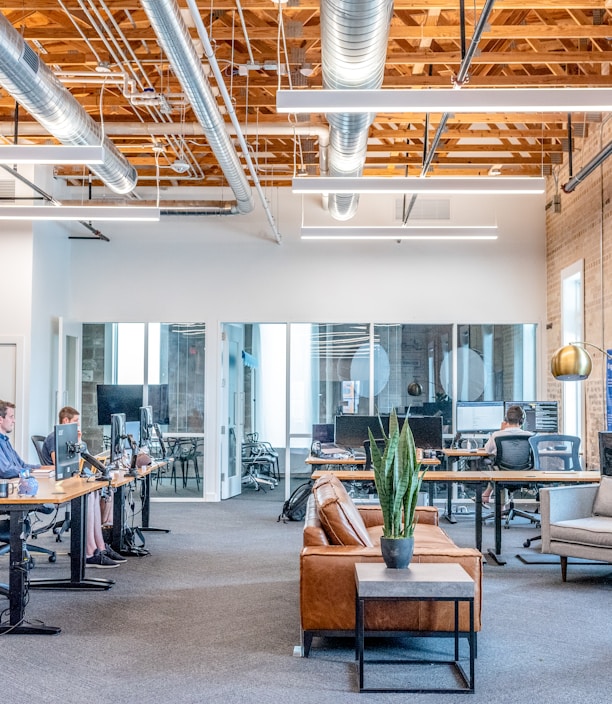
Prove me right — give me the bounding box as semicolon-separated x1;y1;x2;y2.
0;510;61;634
140;470;170;534
474;482;483;553
30;494;114;591
443;482;457;524
486;482;507;566
111;483;125;554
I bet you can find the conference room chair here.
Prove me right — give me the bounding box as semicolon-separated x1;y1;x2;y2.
485;434;540;530
522;434;582;548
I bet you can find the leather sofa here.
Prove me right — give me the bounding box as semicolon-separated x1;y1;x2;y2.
300;474;483;656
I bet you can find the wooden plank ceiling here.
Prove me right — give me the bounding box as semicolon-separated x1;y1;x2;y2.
0;0;611;193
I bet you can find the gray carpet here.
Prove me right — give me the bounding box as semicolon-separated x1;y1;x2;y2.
2;487;612;703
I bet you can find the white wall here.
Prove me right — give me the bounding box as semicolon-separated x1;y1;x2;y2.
10;186;546;495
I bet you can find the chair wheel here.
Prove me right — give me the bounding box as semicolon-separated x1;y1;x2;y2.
48;553;57;563
27;557;36;570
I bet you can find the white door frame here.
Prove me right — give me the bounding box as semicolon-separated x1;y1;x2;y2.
0;336;26;456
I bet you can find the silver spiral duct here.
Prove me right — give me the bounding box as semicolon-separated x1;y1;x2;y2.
0;13;137;195
141;0;254;214
321;0;393;220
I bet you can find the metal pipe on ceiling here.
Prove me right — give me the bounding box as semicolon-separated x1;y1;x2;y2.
141;0;254;215
320;0;394;221
0;13;137;195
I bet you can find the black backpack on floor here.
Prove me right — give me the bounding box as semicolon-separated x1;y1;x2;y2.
278;480;313;523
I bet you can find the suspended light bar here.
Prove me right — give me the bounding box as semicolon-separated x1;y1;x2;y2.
0;145;105;164
293;176;545;195
301;225;498;240
0;205;160;221
277;88;612;114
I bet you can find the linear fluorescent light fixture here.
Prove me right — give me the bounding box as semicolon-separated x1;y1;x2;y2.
301;226;498;240
277;88;612;114
0;145;105;165
0;205;160;221
293;176;545;195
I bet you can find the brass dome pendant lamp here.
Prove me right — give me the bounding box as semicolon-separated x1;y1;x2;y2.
550;341;612;381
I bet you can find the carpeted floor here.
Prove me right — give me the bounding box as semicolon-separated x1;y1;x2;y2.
2;484;612;704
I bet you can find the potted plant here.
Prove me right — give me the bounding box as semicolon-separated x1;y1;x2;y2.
367;409;425;569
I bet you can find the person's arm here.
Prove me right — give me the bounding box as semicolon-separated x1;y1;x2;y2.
0;438;39;478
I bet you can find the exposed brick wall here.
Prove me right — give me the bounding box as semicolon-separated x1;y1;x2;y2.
546;116;612;468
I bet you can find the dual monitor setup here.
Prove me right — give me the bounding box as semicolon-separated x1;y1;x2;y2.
54;405;156;483
314;400;560;454
314;414;444;453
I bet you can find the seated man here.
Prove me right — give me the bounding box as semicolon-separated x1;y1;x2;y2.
482;404;533;504
0;399;43;478
43;406;126;569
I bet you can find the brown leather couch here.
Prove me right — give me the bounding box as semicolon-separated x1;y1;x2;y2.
300;474;483;656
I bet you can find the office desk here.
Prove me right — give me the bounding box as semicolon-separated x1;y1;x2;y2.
310;469;488;552
488;470;600;564
306;455;441;468
109;461;168;555
0;476;113;635
441;449;491;523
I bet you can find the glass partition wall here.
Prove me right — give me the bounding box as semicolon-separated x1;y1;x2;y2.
81;321;537;501
81;323;205;498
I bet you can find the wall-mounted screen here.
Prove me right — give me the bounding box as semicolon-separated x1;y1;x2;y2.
456;401;505;433
97;384;169;426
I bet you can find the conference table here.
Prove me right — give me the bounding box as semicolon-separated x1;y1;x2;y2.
310;467;601;562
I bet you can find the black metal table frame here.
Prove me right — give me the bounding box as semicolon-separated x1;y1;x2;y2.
356;594;475;694
0;490;114;636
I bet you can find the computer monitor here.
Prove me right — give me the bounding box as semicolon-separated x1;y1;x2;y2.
407;416;443;450
599;431;612;476
139;406;153;448
334;415;389;449
109;412;127;467
504;401;559;433
456;401;505;433
312;423;334;443
54;422;80;481
97;385;142;425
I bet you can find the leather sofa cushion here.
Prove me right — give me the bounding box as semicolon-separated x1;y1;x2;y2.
592;475;612;517
312;475;374;547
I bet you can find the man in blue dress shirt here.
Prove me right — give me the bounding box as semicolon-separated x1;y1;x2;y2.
0;399;41;478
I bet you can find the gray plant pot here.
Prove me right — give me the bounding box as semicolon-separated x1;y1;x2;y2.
380;536;415;569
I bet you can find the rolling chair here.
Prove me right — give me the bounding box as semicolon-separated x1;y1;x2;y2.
522;434;582;548
31;434;70;543
485;434;540;529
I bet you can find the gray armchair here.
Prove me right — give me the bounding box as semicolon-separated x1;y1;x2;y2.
540;480;612;581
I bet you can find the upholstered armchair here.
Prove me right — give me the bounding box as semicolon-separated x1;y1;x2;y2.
540;476;612;581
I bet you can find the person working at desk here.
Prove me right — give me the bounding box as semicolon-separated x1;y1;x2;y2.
482;404;533;505
41;406;126;569
0;400;46;478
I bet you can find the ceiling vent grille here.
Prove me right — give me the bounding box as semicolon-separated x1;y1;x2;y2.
395;197;450;221
20;42;39;74
0;180;16;200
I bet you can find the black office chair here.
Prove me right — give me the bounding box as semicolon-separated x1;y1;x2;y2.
0;509;57;565
486;434;540;529
363;438;386;470
521;434;582;548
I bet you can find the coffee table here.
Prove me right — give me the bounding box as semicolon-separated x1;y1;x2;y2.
355;562;475;693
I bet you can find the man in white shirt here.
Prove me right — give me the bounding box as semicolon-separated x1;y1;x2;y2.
482;405;533;503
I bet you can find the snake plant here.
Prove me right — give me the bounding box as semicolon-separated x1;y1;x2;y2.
367;409;425;539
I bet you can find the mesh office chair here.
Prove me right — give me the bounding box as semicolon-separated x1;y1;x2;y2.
521;434;582;548
488;434;540;528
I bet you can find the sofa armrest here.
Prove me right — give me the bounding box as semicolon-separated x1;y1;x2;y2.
540;483;599;551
